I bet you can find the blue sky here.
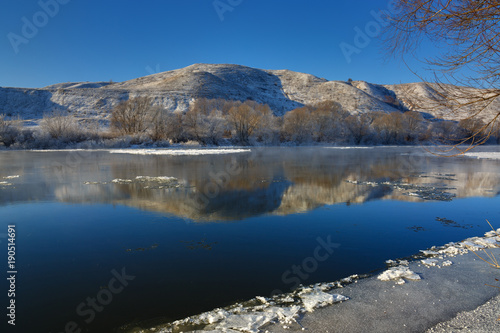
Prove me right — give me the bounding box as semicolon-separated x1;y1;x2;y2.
0;0;436;88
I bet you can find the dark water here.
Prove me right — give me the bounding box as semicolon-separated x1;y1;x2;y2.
1;146;500;333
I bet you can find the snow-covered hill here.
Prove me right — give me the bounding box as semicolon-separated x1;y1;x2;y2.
0;63;497;122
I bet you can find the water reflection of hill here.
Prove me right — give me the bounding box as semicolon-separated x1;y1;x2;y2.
0;148;499;221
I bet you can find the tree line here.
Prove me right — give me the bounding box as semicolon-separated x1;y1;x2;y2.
0;97;499;148
109;97;500;146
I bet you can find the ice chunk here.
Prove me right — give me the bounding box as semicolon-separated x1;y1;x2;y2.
421;250;439;256
473;237;499;248
442;260;453;267
378;265;421;284
109;148;251;156
196;309;230;325
421;259;439;266
439;246;463;256
3;175;19;179
111;178;133;184
266;305;301;324
464;152;500;160
300;289;348;312
135;176;177;182
484;230;499;238
462;241;485;251
215;313;276;332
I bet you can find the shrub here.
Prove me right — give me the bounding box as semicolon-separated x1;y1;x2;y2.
41;110;87;142
0;114;19;147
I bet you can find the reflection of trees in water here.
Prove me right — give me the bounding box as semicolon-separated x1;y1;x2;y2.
1;149;500;220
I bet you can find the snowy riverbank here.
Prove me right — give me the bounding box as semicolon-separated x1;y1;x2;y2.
132;229;500;333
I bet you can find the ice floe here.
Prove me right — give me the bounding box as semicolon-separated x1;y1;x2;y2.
108;148;251;156
0;175;20;188
3;175;20;179
464;152;500;160
345;179;456;201
86;176;183;189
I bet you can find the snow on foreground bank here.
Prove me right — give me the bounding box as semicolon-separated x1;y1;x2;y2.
464;152;500;160
109;148;251;156
137;229;500;333
377;229;500;285
148;286;350;333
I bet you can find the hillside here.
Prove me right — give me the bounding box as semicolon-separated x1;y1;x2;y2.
1;63;498;126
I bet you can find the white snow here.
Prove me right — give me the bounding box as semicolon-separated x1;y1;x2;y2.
442;260;453;267
163;285;349;332
3;175;20;179
461;241;485;251
438;245;463;256
299;289;348;312
148;227;500;332
215;313;276;332
324;147;375;150
473;237;500;248
464;152;500;160
108;148;251;156
377;265;421;284
421;250;439;256
111;178;133;184
135;176;177;182
421;259;439;266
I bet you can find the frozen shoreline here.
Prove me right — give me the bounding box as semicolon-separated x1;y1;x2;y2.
264;244;500;333
135;231;500;333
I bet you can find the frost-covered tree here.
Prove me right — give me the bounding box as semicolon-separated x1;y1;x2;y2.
345;114;372;144
282;106;314;144
227;101;270;144
385;0;500;150
110;97;157;135
311;101;348;142
184;98;227;145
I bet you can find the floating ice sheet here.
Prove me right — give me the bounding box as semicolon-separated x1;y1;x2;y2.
345;178;456;201
464;152;500;160
108;148;251;156
3;175;20;179
86;176;183;189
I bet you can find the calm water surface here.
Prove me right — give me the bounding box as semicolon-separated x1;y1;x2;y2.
1;146;499;332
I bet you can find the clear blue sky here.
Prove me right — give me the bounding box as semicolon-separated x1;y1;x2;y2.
0;0;436;88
